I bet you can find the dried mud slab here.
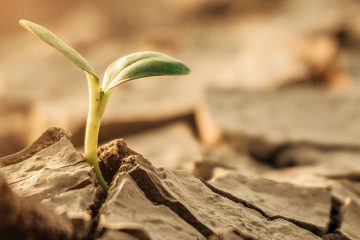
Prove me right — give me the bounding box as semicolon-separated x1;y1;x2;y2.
262;169;330;188
0;173;74;240
208;172;331;234
98;140;322;240
192;145;330;188
127;161;321;239
268;145;360;171
260;149;360;187
98;173;205;240
265;146;360;181
197;87;360;155
338;199;360;240
0;127;100;238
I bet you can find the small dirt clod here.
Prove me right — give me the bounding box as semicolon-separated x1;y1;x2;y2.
98;139;151;183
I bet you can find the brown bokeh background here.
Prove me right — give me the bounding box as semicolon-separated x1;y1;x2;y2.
1;0;360;165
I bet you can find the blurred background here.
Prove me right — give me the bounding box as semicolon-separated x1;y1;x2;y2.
1;0;360;183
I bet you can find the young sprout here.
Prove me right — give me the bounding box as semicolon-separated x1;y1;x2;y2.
19;20;190;191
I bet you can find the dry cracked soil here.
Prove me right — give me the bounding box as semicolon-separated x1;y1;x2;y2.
0;127;359;240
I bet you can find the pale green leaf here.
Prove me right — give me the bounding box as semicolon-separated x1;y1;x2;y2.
102;51;190;91
19;19;98;80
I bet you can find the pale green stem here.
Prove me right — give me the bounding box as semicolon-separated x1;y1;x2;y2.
84;73;110;191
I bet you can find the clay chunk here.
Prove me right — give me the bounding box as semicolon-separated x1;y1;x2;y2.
98;173;205;240
198;87;360;159
0;127;100;239
209;172;331;234
339;199;360;240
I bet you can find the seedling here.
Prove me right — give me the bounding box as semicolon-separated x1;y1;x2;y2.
19;20;190;191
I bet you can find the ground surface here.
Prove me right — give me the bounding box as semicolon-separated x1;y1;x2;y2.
0;127;359;240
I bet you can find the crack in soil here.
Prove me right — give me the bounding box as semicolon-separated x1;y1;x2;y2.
326;197;343;235
201;179;324;236
128;167;214;238
86;188;107;240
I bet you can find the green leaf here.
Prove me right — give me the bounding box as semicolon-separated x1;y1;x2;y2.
19;19;98;80
102;51;190;91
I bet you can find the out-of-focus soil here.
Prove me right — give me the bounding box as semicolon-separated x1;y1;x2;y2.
1;0;360;156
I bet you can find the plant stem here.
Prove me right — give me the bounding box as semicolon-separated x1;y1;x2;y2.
84;74;109;191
